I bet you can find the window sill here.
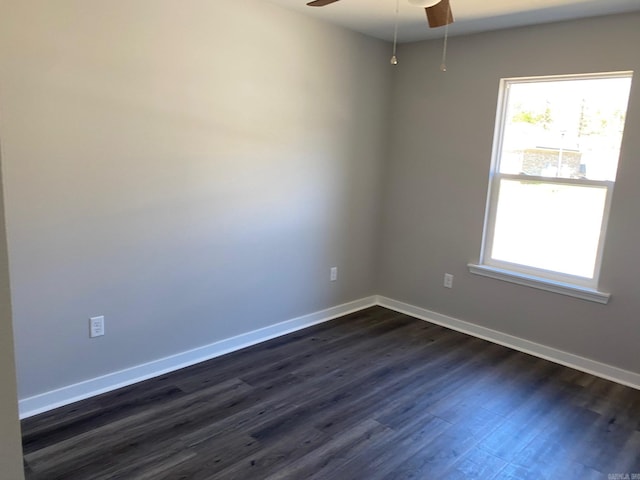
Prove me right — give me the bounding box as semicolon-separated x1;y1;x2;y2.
467;264;610;304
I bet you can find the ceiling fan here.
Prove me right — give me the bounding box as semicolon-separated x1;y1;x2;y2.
306;0;454;28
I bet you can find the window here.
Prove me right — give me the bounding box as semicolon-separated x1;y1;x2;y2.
470;72;633;303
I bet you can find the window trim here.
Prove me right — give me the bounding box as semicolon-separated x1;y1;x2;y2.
467;263;610;304
471;71;633;302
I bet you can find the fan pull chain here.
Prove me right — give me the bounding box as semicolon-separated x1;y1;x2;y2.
440;1;451;71
390;0;400;65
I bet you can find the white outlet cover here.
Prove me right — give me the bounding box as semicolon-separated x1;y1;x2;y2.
444;274;454;288
90;316;105;338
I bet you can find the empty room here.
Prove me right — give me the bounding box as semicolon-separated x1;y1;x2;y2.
1;0;640;478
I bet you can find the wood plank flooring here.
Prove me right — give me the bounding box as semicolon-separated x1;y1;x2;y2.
21;306;640;479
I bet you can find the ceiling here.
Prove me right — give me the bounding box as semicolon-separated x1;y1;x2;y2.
267;0;640;42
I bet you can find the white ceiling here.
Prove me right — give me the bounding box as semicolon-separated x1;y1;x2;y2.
267;0;640;42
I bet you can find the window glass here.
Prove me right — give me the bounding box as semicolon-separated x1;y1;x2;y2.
492;179;607;278
499;77;632;181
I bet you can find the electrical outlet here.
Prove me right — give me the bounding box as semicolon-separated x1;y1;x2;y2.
330;267;338;282
444;273;454;289
90;316;105;338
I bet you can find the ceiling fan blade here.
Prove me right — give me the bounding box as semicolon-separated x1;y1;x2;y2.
425;0;454;28
306;0;341;6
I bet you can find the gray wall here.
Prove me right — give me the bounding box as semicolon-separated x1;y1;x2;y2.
0;146;24;478
0;0;391;399
379;13;640;374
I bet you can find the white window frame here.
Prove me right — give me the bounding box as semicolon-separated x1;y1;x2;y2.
469;72;633;304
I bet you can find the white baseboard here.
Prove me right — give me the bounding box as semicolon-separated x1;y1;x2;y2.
20;294;640;418
376;295;640;391
19;296;377;419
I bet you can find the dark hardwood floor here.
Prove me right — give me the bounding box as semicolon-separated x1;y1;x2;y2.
21;306;640;479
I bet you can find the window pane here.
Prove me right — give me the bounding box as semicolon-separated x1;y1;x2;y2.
491;179;608;279
500;77;632;181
